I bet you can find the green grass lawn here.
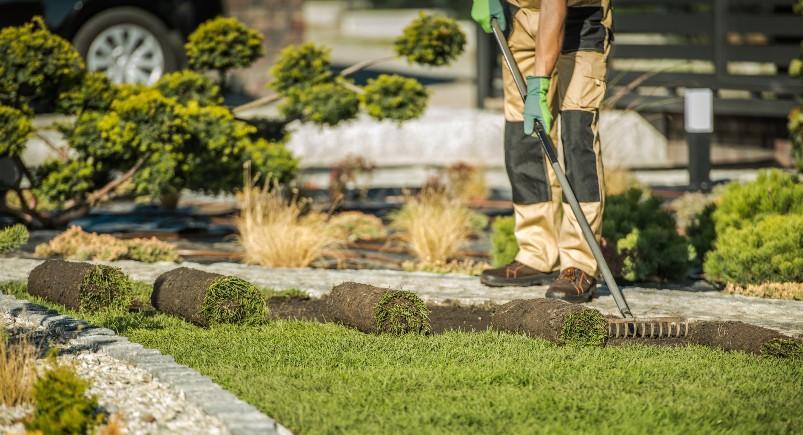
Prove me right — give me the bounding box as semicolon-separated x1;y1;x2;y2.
3;281;802;434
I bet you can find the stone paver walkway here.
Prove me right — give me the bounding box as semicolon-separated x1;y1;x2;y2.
2;257;802;337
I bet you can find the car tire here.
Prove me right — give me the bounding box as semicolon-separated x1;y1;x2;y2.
72;7;179;85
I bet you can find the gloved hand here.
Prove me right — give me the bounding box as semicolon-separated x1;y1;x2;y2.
524;76;552;135
471;0;506;34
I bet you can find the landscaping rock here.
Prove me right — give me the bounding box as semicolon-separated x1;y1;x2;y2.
326;282;431;334
491;299;608;346
27;259;130;311
152;267;266;326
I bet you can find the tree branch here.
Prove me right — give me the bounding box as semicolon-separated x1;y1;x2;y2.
339;55;398;77
35;131;70;161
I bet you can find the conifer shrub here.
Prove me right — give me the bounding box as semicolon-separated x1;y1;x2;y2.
490;216;518;267
25;363;101;435
712;170;803;235
56;71;118;115
185;16;263;81
0;105;33;157
0;224;30;254
0;16;84;109
394;12;466;66
280;82;360;126
704;214;803;286
155;70;223;106
361;74;429;122
269;43;333;95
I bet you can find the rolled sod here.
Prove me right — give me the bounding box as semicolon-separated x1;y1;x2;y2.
28;259;131;311
688;321;803;358
491;299;608;346
151;267;267;326
326;282;431;335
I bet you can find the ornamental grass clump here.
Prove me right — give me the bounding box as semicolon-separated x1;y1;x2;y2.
25;363;102;435
361;74;429;122
394;12;466;66
327;211;387;243
28;259;133;312
237;183;337;268
152;267;267;326
0;333;37;407
326;282;431;335
0;224;29;254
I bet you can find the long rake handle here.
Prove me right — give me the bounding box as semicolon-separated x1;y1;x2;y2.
490;19;633;319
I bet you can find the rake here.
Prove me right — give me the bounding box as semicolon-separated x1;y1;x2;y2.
490;18;688;339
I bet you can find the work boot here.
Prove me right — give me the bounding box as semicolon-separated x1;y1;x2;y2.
480;261;558;287
546;267;597;303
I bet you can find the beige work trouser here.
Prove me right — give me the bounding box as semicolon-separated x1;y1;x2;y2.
502;5;609;276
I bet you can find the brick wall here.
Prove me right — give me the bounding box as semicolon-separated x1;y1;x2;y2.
224;0;305;96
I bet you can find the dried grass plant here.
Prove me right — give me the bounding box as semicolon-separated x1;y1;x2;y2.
0;332;37;407
237;181;337;268
391;189;473;263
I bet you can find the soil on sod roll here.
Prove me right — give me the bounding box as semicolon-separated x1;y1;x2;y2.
688;321;803;357
325;282;431;334
27;259;130;311
152;267;267;326
491;299;608;346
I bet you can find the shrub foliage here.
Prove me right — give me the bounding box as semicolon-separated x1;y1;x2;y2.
361;74;429;122
712;170;803;235
26;363;101;434
185;16;263;79
394;12;466;66
490;216;518;267
0;105;32;157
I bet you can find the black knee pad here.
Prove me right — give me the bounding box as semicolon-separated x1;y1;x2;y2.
561;110;601;203
504;121;550;204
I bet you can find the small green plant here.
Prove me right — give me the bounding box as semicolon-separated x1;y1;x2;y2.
394;12;466;66
704;214;803;286
712;170;803;235
26;363;102;435
327;211;388;242
0;16;84;109
361;74;429;122
185;16;263;84
155;70;223;106
0;224;29;253
201;275;268;326
0;104;33;157
490;216;518;267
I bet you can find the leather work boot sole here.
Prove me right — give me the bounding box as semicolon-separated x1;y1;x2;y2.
545;267;597;302
480;261;558;287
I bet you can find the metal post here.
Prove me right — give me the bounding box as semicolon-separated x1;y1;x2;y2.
685;89;714;192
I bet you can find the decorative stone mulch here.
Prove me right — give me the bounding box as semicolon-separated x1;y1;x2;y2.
2;257;800;337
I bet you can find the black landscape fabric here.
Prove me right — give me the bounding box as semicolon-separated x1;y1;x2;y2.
152;267;222;326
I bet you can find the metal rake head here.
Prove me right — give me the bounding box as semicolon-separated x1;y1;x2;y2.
608;317;690;339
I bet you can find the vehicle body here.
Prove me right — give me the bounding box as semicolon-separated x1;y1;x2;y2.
0;0;225;84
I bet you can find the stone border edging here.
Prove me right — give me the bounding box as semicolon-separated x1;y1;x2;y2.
0;293;292;435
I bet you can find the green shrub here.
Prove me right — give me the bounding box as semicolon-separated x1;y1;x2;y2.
490;216;518;267
269;43;333;95
713;170;803;234
704;214;803;286
361;74;429;122
25;363;101;434
0;17;84;109
394;13;466;67
603;188;692;281
0;104;32;157
280;82;360;126
0;224;29;253
155;70;223;106
56;72;117;115
245;139;299;184
34;158;97;205
185;17;263;79
686;203;717;263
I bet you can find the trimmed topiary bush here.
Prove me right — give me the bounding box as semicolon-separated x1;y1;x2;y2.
712;170;803;235
56;71;118;115
361;74;429;122
185;16;263;82
0;104;33;157
0;224;29;254
704;214;803;286
0;16;84;109
490;216;518;267
25;363;101;434
280;82;360;126
269;43;333;95
394;12;466;66
155;70;223;106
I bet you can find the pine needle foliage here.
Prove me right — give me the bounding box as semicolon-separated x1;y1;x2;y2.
25;363;101;435
0;224;29;254
394;12;466;66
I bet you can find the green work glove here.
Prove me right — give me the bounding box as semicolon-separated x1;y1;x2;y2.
471;0;507;34
524;76;552;135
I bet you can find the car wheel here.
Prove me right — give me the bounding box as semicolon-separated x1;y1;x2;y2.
72;7;179;85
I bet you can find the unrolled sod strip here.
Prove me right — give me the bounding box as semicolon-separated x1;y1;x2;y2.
688;321;803;358
28;259;131;311
152;267;267;326
326;282;431;334
491;299;608;346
